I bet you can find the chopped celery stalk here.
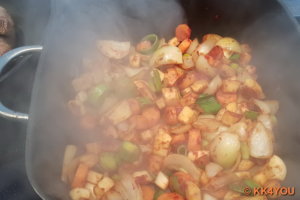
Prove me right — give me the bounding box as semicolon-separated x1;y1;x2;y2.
244;111;258;120
119;141;141;162
196;94;221;114
153;70;162;92
177;144;188;155
137;34;159;55
88;84;108;105
230;63;240;69
241;141;250;160
99;152;119;172
230;53;240;60
169;175;184;196
136;97;153;106
244;179;260;189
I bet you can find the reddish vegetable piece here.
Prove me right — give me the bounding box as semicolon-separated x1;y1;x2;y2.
205;46;224;67
188;129;201;151
157;192;185;200
71;163;89;188
178;39;192;53
141;185;155;200
175;24;191;42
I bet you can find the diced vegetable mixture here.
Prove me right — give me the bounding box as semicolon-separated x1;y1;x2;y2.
63;24;286;200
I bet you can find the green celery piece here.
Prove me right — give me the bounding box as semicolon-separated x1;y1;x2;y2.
244;110;258;120
196;94;221;114
153;69;162;92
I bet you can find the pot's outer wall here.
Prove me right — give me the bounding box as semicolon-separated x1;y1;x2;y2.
26;0;300;199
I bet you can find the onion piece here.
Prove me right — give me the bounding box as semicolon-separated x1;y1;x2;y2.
61;145;77;182
210;132;240;169
203;193;218;200
264;100;279;115
257;114;273;130
249;122;273;158
216;37;241;58
97;40;131;59
150;46;183;67
115;174;143;200
195;55;217;77
163;154;201;180
203;75;222;95
263;155;287;181
205;162;223;178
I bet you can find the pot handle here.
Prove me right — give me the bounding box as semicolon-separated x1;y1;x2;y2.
0;45;43;120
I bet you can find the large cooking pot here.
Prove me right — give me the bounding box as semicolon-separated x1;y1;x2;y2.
0;0;299;199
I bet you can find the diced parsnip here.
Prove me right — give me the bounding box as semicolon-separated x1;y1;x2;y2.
61;145;77;182
85;143;100;155
181;87;193;96
156;97;166;110
107;100;132;124
241;79;265;99
263;155;287;181
140;129;154;142
133;170;153;184
205;162;223;178
182;54;195;70
85;183;97;200
237;160;255;171
186;38;199;55
225;102;239;113
168;37;180;46
234;171;251;179
188;150;209;162
86;171;103;185
148;154;164;173
180;92;197;106
179;72;197;89
153;128;172;157
186;181;202;200
164;67;184;86
188;129;201;151
96;176;114;194
129;52;141;68
178;106;198;124
253;172;268;186
222;80;240;93
71;163;89;188
191;80;208;93
154;171;169;190
193;117;222;132
79;154;99;168
178;39;192;53
216;90;237;105
203;193;218;200
221;111;242;126
69;188;90;200
141;185;155;200
162;87;181;106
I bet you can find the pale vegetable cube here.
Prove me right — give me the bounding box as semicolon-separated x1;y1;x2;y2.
263;155;287;181
205;162;223;178
107;100;132;124
235;171;251;179
168;37;180;46
69;188;90;200
162;87;181;105
253;172;268;186
191;79;208;93
87;171;103;184
140;129;154;142
85;183;96;199
221;111;242;126
133;170;153;183
222;80;240;93
188;150;209;162
97;176;114;193
238;160;254;171
178;106;197;124
153;128;172;157
225;102;239;113
155;97;166;110
154;172;169;190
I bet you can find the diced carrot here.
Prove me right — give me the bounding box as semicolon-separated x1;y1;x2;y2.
175;24;191;42
157;192;185;200
178;39;192;53
71;163;89;188
171;134;186;146
188;129;201;151
205;46;224;67
141;185;155;200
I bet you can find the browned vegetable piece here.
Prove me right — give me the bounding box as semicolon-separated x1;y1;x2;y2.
128;98;141;115
221;111;242;126
134;80;156;101
175;24;191;42
164;67;184;86
129;115;149;130
157;192;185;200
142;106;161;127
216;90;237;105
141;185;155;200
0;7;14;36
0;37;11;56
180;92;197;107
71;163;89;188
179;72;197;89
148;154;164;173
178;39;192;53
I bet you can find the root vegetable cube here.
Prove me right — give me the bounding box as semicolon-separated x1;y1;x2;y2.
162;87;181;105
154;172;169;190
222;80;240;93
153;128;172;157
97;177;114;193
87;171;103;184
178;106;197;124
69;188;90;200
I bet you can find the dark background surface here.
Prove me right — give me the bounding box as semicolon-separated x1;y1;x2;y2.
0;0;299;199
